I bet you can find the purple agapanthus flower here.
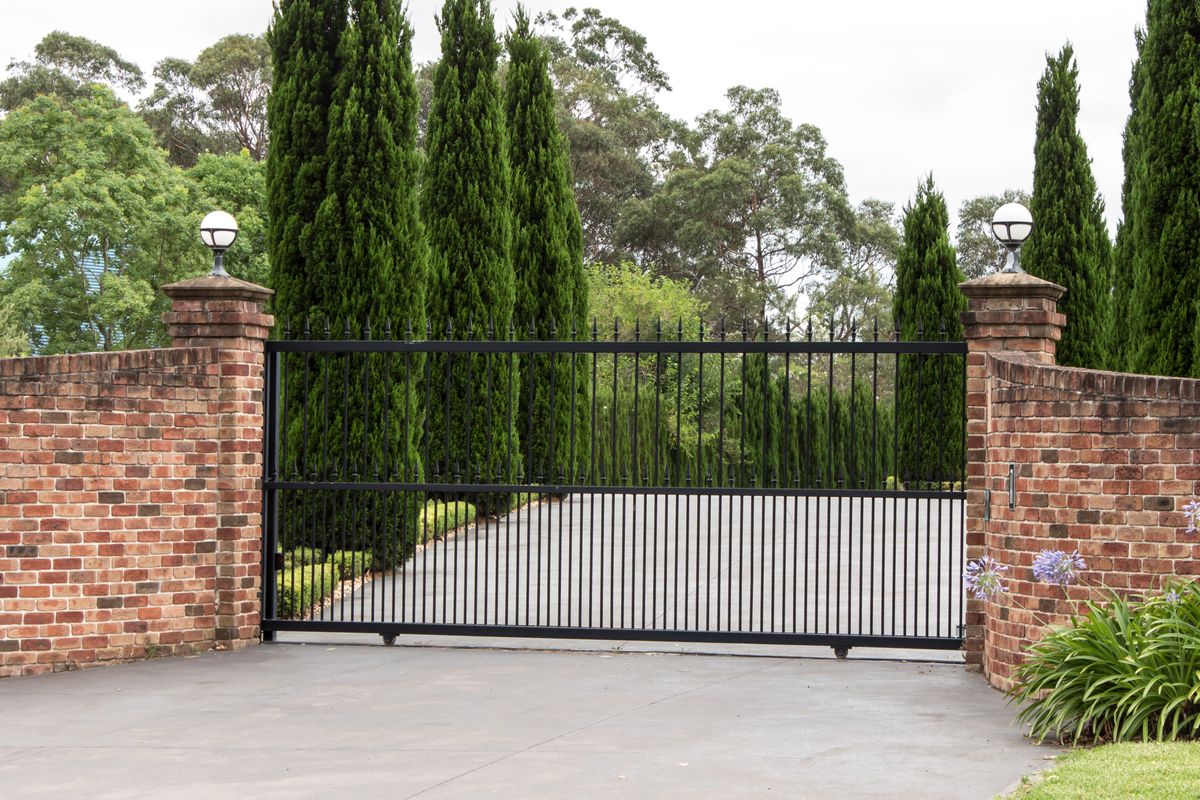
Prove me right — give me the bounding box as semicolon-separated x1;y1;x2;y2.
1184;499;1200;535
965;555;1009;601
1163;589;1182;605
1032;549;1087;586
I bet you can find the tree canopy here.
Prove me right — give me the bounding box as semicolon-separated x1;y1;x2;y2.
0;88;206;353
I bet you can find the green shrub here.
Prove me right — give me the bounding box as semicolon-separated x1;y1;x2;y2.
288;546;323;566
420;501;476;543
1012;581;1200;743
276;563;337;619
328;550;373;581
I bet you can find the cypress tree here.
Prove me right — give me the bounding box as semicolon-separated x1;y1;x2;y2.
1125;0;1200;376
1022;44;1112;370
266;0;347;318
423;0;519;506
505;7;589;482
291;0;428;561
1109;30;1145;372
892;177;965;486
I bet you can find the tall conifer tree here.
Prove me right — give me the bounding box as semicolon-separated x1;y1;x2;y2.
892;177;965;485
1023;44;1112;370
266;0;347;318
1124;0;1200;376
294;0;428;558
423;0;520;503
1110;30;1145;372
506;7;588;481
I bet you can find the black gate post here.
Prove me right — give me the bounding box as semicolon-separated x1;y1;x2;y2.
260;346;281;640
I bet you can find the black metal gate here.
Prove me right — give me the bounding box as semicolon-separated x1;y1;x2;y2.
260;321;966;653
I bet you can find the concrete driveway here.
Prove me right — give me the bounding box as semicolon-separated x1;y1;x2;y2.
0;640;1049;799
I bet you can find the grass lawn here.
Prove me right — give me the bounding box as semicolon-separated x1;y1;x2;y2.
1005;742;1200;799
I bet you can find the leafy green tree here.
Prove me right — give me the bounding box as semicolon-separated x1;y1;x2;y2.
955;190;1030;280
892;176;965;484
536;7;677;264
188;150;268;285
0;31;144;112
1022;44;1112;370
806;199;900;341
0;291;32;357
266;0;347;321
619;86;850;323
0;88;206;354
1123;0;1200;376
141;34;272;167
506;7;588;481
423;0;520;505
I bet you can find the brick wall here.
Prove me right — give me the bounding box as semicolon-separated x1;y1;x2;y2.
961;271;1200;690
0;276;272;678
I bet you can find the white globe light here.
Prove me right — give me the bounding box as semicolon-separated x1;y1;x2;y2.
991;202;1034;247
199;210;239;251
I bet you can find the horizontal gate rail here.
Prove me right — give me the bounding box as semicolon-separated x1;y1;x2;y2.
264;480;964;500
260;621;964;651
266;339;968;356
260;321;967;652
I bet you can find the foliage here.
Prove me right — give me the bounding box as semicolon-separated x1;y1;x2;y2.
805;199;900;341
0;291;31;357
620;86;850;323
0;31;144;112
1022;44;1112;370
187;150;268;285
954;189;1030;280
276;562;337;618
0;88;207;354
536;6;676;264
1109;29;1145;372
585;262;704;331
266;0;347;321
892;176;965;483
140;34;271;167
1012;581;1200;744
1004;742;1200;800
507;7;589;480
288;0;429;564
1123;0;1200;377
420;500;477;542
423;0;520;510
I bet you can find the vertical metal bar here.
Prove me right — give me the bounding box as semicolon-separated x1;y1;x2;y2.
892;318;901;636
716;319;725;629
805;321;813;633
826;316;834;634
261;348;281;635
782;319;791;632
870;319;879;635
482;322;495;625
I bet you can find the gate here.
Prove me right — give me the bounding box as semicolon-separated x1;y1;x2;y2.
260;321;966;654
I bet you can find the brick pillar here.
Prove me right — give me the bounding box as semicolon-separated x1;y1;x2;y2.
162;275;273;647
958;272;1064;673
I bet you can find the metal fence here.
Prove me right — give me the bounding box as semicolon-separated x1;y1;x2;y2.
260;320;967;653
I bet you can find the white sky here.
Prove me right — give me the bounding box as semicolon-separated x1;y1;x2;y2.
1;1;1145;232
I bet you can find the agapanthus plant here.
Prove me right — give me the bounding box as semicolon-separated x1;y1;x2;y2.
1031;549;1087;586
964;555;1008;600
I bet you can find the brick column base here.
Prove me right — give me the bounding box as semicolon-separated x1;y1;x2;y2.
162;275;273;647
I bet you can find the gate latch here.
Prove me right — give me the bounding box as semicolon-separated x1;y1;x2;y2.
983;488;991;521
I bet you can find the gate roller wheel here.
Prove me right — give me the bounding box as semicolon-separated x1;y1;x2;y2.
381;634;397;647
833;646;850;660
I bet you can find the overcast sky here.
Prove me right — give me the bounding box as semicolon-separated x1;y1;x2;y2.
2;1;1146;232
